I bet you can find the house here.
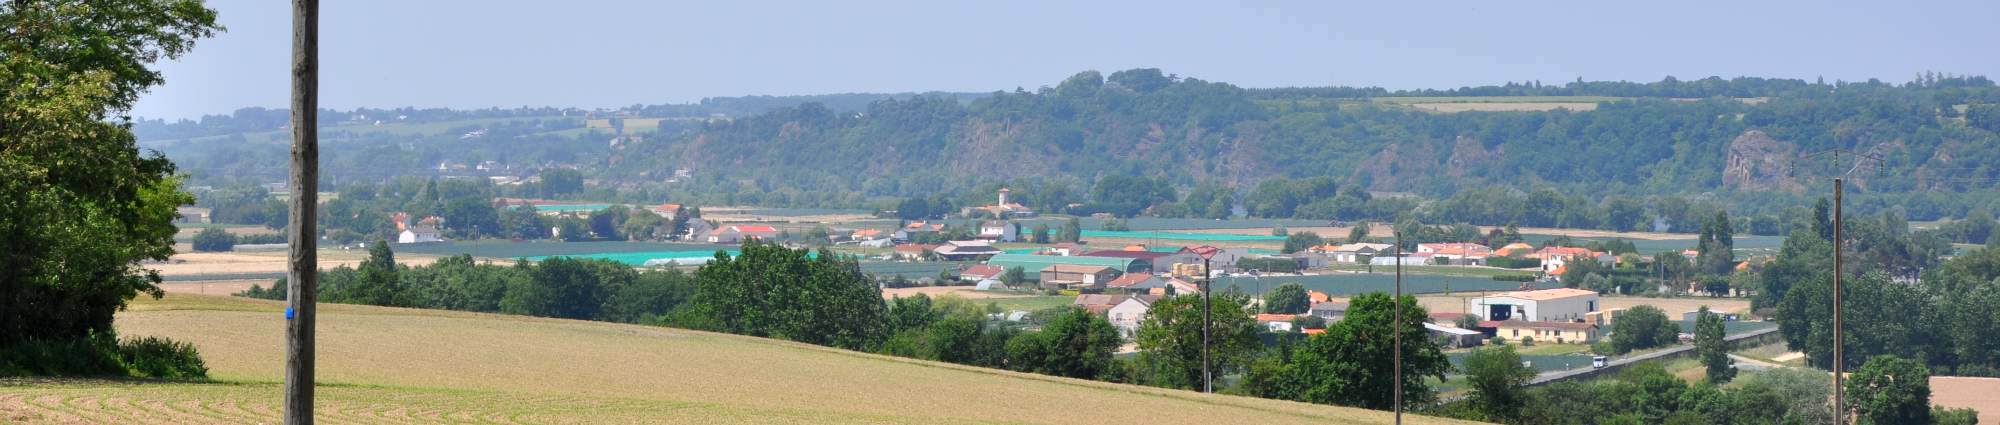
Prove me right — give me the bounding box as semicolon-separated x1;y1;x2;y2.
174;206;212;224
1039;264;1121;289
933;240;1004;261
649;203;683;220
960;188;1037;218
893;243;940;260
1319;243;1392;263
1533;246;1613;273
1107;295;1163;339
1308;301;1349;322
1041;242;1086;256
1430;312;1473;327
1081;249;1202;274
850;228;885;241
1418;242;1493;257
1369;253;1433;266
1073;294;1132;316
1277;252;1331;269
682;219;716;241
393;213;445;244
1307;290;1332;304
1185;245;1251;272
1256;314;1299;333
985;253;1145;276
707;225;779;244
1426;323;1487;348
1481;320;1600;344
1584;308;1627;327
1158;277;1200;296
892;221;945;242
858;238;894;248
976;221;1021;242
960;264;1006;281
1105;273;1174;293
1465;288;1600;322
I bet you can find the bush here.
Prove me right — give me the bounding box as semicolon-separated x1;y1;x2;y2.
236;233;286;244
1490;274;1537;282
118;336;208;379
1521;336;1536;346
191;227;235;252
0;334;206;379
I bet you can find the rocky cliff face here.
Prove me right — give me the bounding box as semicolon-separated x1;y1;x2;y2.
1722;130;1802;192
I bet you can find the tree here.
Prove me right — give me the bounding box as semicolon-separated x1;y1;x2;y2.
679;241;888;351
1462;345;1538;422
0;0;219;347
1031;224;1051;244
538;168;584;197
1007;307;1121;379
1282;231;1324;254
1347;221;1371;243
191;227;235;252
1251;293;1449;409
1058;218;1082;243
999;266;1027;288
1697;211;1736;275
1134;293;1259;389
1610;305;1680;354
895;197;930;220
1846;355;1932;425
1262;283;1310;314
349;240;403;307
1694;306;1735;383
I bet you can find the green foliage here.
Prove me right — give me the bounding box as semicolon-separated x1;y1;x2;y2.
1281;231;1324;254
1262;283;1310;314
1845;355;1932;425
0;0;218;349
1005;307;1121;379
1236;257;1301;273
1933;406;1980;425
1462;345;1538;423
191;227;235;252
680;241;888;351
1244;293;1448;409
1610;305;1680;354
1134;293;1259;389
1694;306;1736;383
116;336;208;379
0;333;206;380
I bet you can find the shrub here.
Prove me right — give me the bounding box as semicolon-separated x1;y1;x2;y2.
1490;274;1537;282
118;336;208;379
1521;336;1537;346
236;233;287;244
191;227;235;252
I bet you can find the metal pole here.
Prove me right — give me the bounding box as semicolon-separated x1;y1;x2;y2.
284;0;319;423
1393;235;1403;424
1832;178;1844;424
1202;258;1212;393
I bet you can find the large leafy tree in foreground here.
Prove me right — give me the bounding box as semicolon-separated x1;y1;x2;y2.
0;0;219;345
678;241;889;351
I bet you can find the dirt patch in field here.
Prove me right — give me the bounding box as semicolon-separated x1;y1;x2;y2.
159;280;268;295
144;250;439;277
881;286;1031;300
1932;377;2000;424
1411;102;1599;112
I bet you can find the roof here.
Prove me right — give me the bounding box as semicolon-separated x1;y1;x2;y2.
1429;312;1470;322
894;243;940;253
1548;265;1568;276
1074;294;1126;307
947;240;993;248
1478;320;1597;331
1425;323;1485;336
1082;250;1173;260
1105;273;1160;288
1254;314;1298;322
1307;290;1331;303
732;225;779;233
852;229;883;238
1535;246;1597;258
1303;328;1326;335
1043;264;1116;275
961;264;1004;279
1482;288;1599;301
654;203;682;212
985;254;1142;274
935;244;1002;256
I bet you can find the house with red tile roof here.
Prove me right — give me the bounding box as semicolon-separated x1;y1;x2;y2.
1480;320;1600;344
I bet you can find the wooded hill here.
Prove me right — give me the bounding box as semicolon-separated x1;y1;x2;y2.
603;70;2000;222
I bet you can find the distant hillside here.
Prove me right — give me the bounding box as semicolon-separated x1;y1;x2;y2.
604;70;2000;221
0;294;1470;424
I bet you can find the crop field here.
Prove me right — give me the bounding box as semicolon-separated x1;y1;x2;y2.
0;294;1478;424
1931;377;2000;425
1371;96;1628;104
389;240;734;259
1082;230;1286;242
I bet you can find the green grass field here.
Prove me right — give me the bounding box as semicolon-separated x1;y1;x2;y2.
0;294;1477;424
982;295;1075;312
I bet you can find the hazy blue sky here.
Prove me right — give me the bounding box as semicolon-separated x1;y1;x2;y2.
131;0;2000;120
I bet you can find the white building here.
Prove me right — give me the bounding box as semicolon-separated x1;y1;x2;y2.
1106;295;1161;340
977;220;1020;242
1368;253;1433;266
1464;288;1600;322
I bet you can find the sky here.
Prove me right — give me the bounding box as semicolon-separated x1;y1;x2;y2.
131;0;2000;120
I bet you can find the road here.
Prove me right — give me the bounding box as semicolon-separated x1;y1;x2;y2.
1527;327;1778;386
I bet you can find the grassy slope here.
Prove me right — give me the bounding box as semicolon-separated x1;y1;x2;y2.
1;294;1479;424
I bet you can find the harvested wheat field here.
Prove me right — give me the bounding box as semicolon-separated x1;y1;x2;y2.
0;294;1478;424
1932;377;2000;425
1410;102;1599;112
144;250;441;278
880;286;1031;300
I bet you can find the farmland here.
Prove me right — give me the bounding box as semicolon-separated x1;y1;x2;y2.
0;294;1477;424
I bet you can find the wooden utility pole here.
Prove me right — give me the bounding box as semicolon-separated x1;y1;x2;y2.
1392;235;1403;425
1201;258;1212;393
285;0;319;423
1832;178;1844;425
